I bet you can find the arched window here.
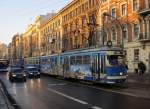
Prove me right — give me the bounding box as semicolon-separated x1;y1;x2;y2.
111;27;117;41
133;23;140;40
148;17;150;36
122;24;128;41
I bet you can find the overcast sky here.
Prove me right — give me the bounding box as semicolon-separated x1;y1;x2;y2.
0;0;72;45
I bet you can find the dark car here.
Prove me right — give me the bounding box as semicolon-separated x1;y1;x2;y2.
8;67;27;82
25;66;40;78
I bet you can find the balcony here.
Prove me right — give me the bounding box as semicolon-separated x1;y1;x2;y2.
139;33;150;43
140;7;150;16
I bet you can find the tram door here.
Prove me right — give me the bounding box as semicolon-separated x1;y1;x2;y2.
92;54;100;80
100;54;106;75
63;56;70;76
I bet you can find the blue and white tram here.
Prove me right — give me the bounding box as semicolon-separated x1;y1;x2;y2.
60;46;127;84
40;54;59;76
25;46;127;84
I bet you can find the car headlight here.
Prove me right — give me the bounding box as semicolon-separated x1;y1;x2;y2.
23;74;26;76
30;73;33;74
12;74;16;77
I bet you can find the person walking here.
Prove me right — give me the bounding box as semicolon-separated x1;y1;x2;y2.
138;61;146;75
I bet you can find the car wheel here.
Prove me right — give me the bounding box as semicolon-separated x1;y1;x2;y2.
9;77;14;82
37;75;40;78
24;78;26;82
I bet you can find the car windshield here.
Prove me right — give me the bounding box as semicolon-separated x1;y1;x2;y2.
27;67;38;71
10;68;22;73
107;55;124;66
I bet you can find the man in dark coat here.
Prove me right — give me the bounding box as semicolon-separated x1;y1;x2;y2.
138;61;146;75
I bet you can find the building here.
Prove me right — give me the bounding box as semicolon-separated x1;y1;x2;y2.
61;0;101;51
9;0;150;73
137;0;150;73
40;13;62;55
11;34;23;59
0;43;8;59
22;13;55;58
89;0;148;73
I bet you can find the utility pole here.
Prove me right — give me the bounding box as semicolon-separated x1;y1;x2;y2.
102;13;105;46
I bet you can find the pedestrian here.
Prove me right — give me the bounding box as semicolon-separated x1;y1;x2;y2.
125;63;128;71
138;61;146;75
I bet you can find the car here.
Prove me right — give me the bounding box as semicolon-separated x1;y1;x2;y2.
25;66;40;78
8;67;27;82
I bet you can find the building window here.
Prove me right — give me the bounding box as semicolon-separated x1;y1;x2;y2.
111;8;116;19
134;49;139;61
122;24;128;41
149;18;150;37
133;23;139;39
112;27;117;41
133;0;138;11
82;17;87;27
121;4;127;16
148;0;150;8
102;0;107;3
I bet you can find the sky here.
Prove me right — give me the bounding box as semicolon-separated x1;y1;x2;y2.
0;0;72;45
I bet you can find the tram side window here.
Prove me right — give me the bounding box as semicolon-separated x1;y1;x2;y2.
64;57;70;71
83;55;90;65
60;57;63;65
70;56;76;65
76;56;82;65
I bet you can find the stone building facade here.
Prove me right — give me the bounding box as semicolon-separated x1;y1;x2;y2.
10;0;150;73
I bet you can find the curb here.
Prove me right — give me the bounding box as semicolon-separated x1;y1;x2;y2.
0;79;22;109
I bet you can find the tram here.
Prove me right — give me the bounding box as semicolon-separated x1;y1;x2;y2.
0;59;9;72
25;46;127;84
59;46;127;84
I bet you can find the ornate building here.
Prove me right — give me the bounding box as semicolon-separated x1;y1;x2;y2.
61;0;100;51
11;34;23;59
40;13;61;55
10;0;150;73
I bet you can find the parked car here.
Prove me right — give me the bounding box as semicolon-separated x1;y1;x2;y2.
25;66;40;78
8;67;26;82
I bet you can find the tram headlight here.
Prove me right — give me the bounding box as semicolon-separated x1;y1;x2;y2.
120;72;123;76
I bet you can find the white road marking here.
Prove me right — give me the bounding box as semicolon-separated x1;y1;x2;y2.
62;80;145;99
77;84;144;98
47;88;88;105
48;83;67;86
47;88;103;109
92;106;103;109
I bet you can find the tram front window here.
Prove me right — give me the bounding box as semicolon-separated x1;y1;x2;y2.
107;55;124;66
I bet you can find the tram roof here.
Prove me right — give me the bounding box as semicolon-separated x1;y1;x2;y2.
62;46;123;55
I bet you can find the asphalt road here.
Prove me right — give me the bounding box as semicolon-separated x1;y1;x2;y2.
0;73;150;109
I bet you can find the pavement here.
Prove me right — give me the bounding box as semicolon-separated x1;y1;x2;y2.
127;73;150;85
120;73;150;99
0;80;14;109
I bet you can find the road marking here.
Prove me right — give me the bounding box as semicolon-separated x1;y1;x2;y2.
47;88;88;105
47;88;103;109
92;106;103;109
74;83;145;99
48;83;67;86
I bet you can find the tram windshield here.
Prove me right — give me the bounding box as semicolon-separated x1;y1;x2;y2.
107;55;124;66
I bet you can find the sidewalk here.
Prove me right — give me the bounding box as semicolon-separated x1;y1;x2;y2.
0;83;14;109
127;73;150;85
117;73;150;99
